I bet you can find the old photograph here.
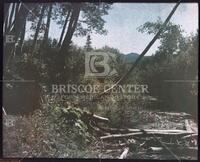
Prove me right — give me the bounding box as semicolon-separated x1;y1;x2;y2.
2;1;198;159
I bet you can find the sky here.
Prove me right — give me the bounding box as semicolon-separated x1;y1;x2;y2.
26;3;198;56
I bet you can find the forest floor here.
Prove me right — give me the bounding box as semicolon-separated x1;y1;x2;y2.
86;111;198;159
3;109;198;159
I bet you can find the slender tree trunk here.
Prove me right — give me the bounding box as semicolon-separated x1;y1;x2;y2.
43;4;53;45
4;14;8;35
57;9;71;48
32;5;46;51
18;17;26;53
4;3;10;28
56;3;81;76
6;3;20;34
13;3;20;28
60;4;81;53
4;3;11;35
8;3;15;30
4;4;32;68
39;4;52;61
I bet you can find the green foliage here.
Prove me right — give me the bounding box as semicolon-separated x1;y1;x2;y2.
53;3;72;25
75;3;112;36
53;3;112;37
3;94;91;157
84;35;93;51
138;18;185;56
135;26;198;117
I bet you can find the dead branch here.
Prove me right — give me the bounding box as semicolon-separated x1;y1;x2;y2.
104;143;128;149
100;131;196;141
83;111;109;123
182;134;198;139
157;112;191;118
147;146;197;155
98;126;193;134
60;107;109;123
185;119;193;132
185;119;198;133
92;114;109;123
88;121;110;136
119;147;129;159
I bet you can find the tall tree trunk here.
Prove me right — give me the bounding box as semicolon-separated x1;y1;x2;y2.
13;3;20;29
53;3;81;82
6;3;20;34
18;17;26;53
60;4;81;53
43;4;53;46
4;3;32;68
39;4;52;62
32;5;46;51
8;3;15;30
57;9;71;48
57;3;81;74
4;14;8;35
4;3;10;27
3;3;10;35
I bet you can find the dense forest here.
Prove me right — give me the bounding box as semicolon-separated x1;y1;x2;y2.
3;2;198;159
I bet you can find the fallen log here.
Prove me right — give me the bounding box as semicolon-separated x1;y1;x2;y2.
147;146;197;155
104;143;127;149
92;114;109;123
94;125;135;134
100;131;196;141
104;139;136;149
97;126;191;134
83;111;109;123
185;119;198;133
119;147;129;159
157;112;191;118
103;149;122;154
182;134;198;139
60;107;109;123
148;147;163;152
88;121;109;136
185;119;193;132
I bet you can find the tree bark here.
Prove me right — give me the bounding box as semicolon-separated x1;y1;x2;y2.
8;3;15;31
18;17;26;53
43;4;53;46
100;131;195;141
4;13;9;35
57;3;81;72
6;3;20;34
4;3;32;68
4;3;10;32
184;119;197;133
57;9;71;48
60;4;80;51
119;147;129;159
14;3;20;20
32;5;46;51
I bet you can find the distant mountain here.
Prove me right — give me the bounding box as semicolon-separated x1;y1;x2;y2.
125;53;140;62
120;52;140;64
